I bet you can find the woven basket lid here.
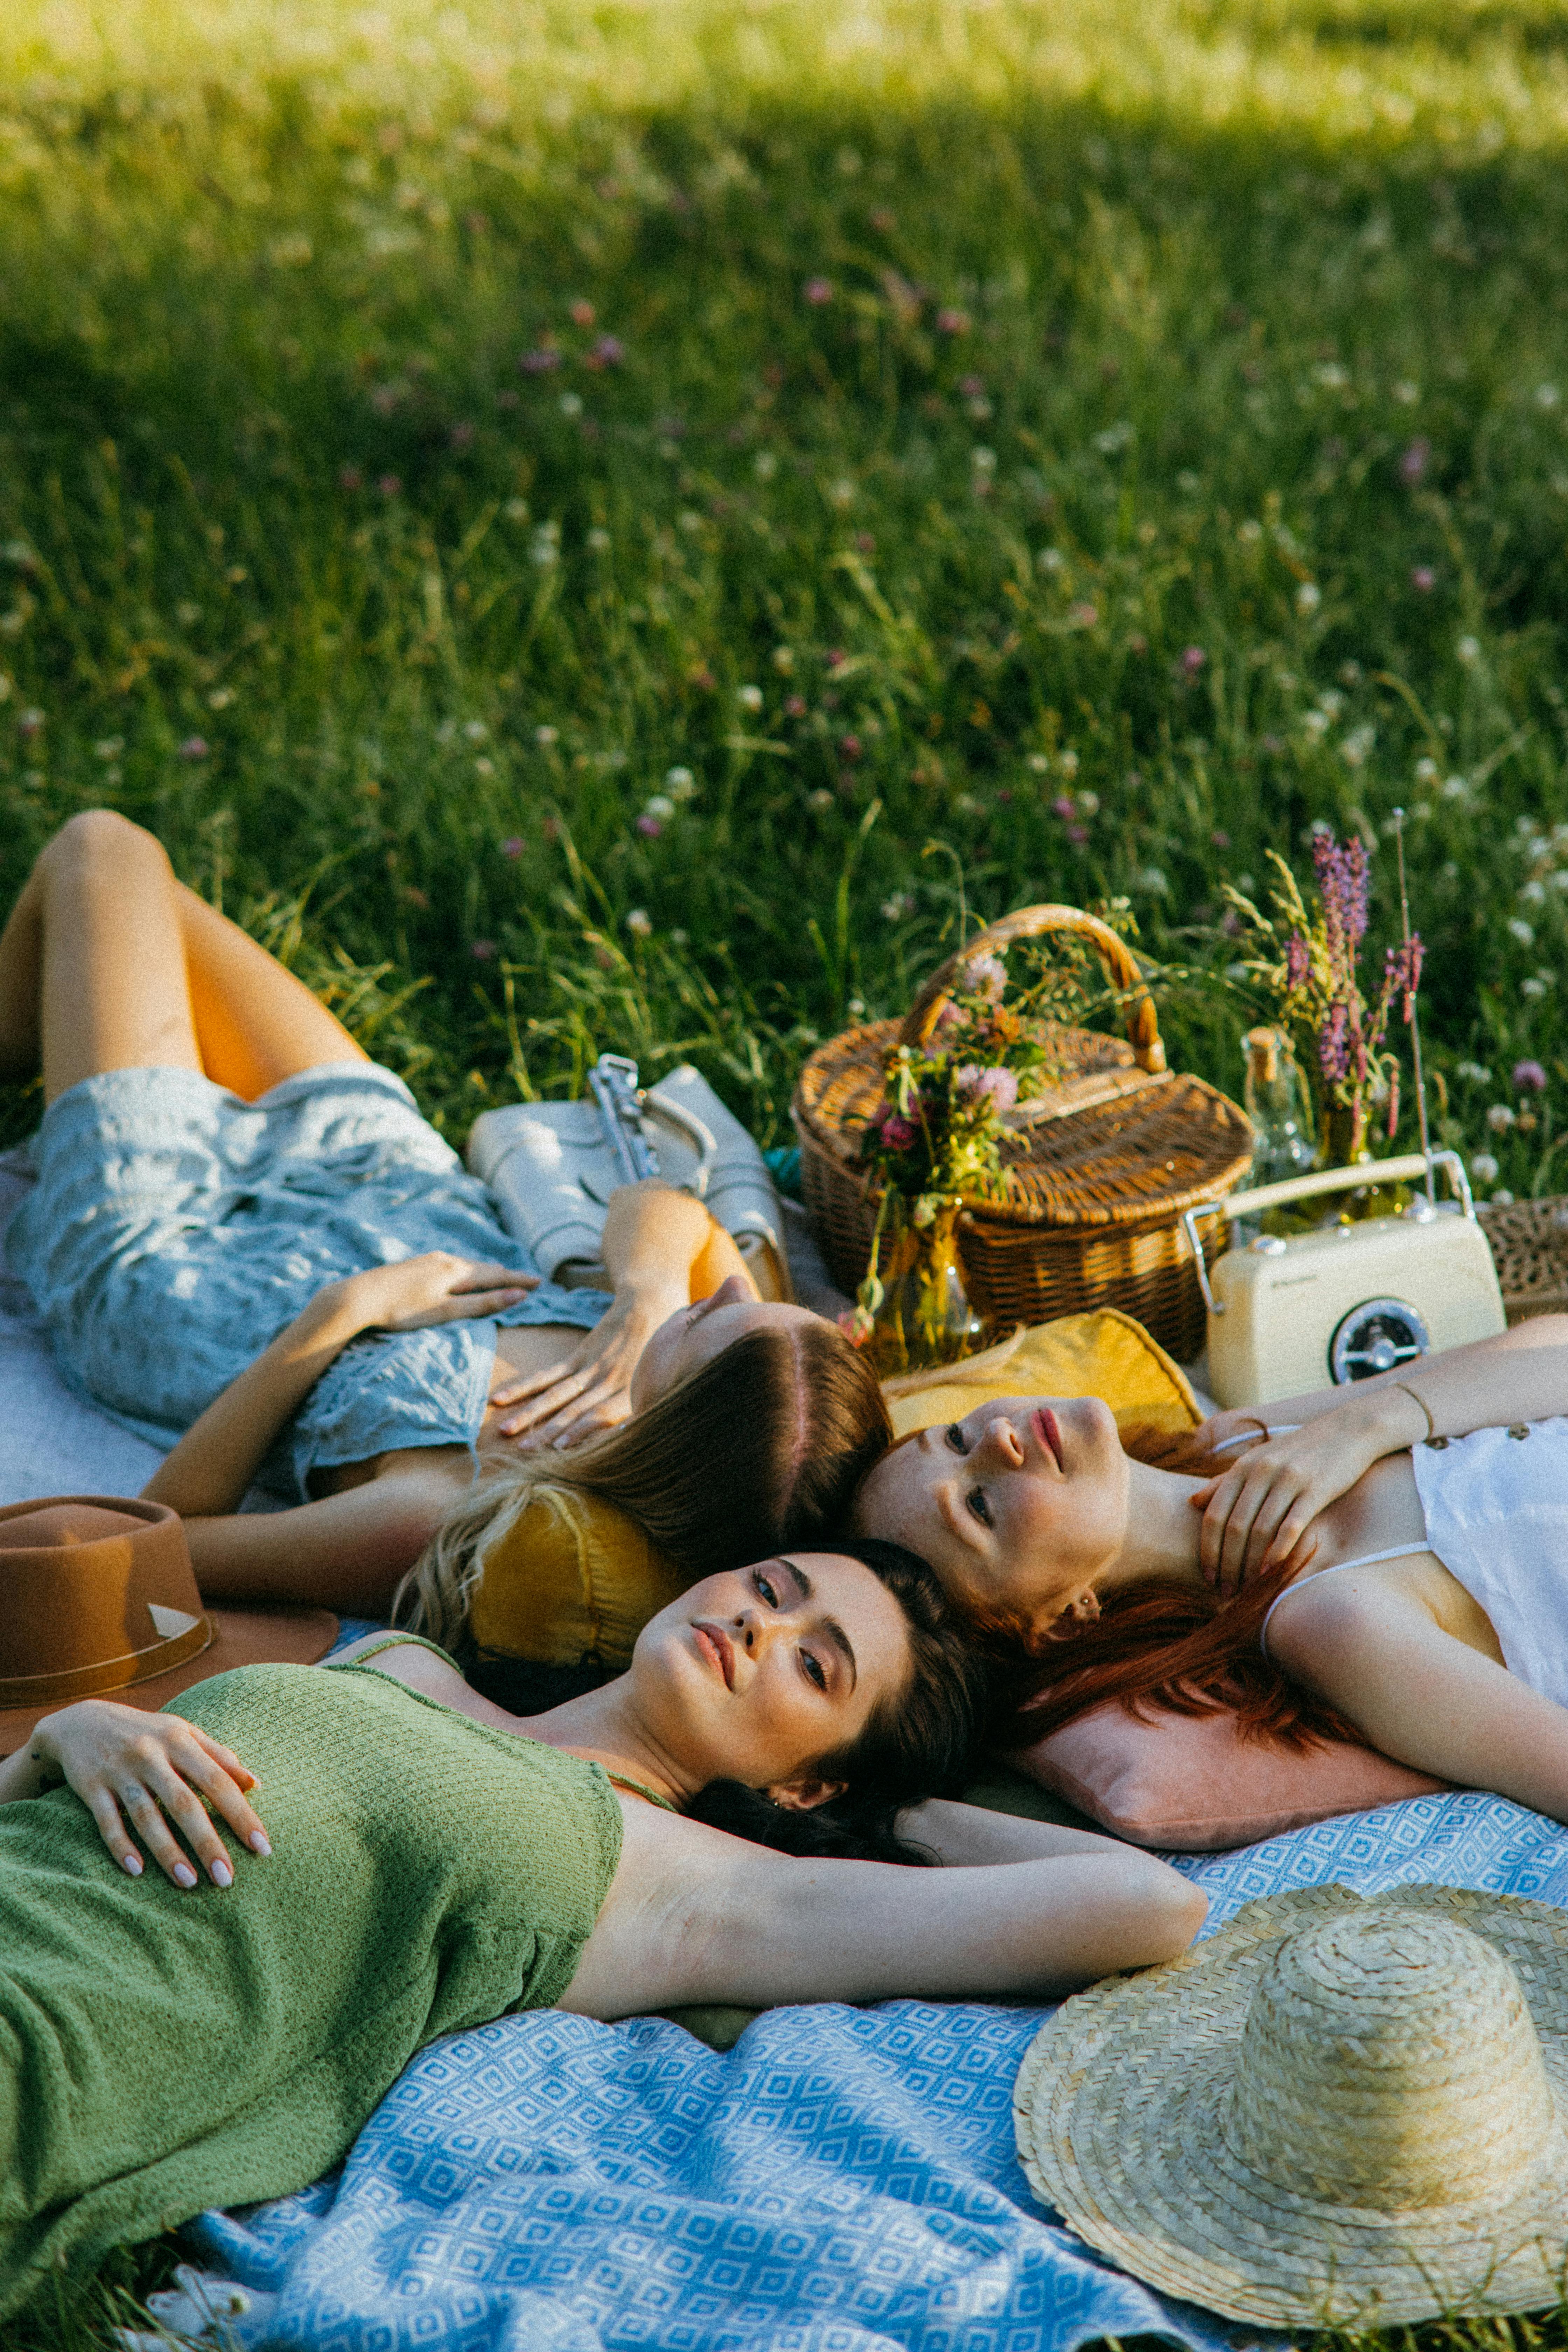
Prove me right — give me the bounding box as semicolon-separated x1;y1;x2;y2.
793;904;1251;1231
1015;1884;1568;2328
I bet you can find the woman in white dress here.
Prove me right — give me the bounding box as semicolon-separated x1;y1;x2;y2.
849;1315;1568;1818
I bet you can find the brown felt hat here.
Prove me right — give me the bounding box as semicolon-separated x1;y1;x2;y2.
0;1494;337;1753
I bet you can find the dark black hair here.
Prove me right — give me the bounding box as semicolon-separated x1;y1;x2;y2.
685;1536;988;1865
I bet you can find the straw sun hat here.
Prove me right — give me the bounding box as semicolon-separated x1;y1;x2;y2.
0;1494;337;1753
1014;1883;1568;2329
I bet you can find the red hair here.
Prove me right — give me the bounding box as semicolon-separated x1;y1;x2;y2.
994;1423;1363;1756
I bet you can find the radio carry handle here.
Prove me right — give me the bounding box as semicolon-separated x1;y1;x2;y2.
1181;1149;1477;1318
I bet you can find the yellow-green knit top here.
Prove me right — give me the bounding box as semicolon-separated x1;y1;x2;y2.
0;1657;622;2317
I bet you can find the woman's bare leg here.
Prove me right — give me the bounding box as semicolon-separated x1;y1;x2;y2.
0;811;203;1102
176;884;367;1098
0;811;366;1104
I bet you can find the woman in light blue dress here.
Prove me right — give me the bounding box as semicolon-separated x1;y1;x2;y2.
0;813;889;1613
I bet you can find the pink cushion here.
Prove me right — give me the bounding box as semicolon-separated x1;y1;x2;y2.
1010;1702;1450;1850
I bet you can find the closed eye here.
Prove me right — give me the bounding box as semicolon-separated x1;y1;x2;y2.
967;1486;994;1530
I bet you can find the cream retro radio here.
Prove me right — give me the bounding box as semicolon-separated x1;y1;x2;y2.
1181;1150;1506;1408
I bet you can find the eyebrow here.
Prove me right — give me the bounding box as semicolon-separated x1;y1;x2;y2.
777;1555;857;1690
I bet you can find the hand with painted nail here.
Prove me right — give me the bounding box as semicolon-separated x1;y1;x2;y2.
16;1701;271;1888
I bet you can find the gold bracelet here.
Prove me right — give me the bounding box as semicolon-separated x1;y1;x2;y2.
1392;1379;1435;1443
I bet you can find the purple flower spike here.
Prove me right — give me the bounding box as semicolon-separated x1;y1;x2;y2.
803;277;834;306
178;735;209;760
1319;1000;1351;1083
1514;1058;1548;1092
1285;932;1310;992
1312;830;1370;962
879;1114;918;1150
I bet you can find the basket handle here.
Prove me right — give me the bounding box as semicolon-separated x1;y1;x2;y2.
899;903;1167;1073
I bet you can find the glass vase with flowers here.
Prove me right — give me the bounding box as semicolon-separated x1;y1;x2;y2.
845;950;1056;1374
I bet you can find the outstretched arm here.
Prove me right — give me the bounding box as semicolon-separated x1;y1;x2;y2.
1193;1315;1568;1591
560;1798;1205;2019
490;1181;758;1447
141;1254;534;1612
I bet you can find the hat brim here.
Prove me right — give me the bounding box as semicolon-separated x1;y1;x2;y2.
0;1602;339;1754
1015;1884;1568;2329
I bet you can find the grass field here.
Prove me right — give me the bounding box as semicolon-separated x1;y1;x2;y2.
10;0;1568;2338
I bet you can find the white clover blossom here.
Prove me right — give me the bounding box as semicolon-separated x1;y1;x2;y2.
1471;1151;1499;1183
737;684;764;712
1456;1062;1493;1084
1487;1103;1518;1131
625;908;652;938
1508;917;1536;944
1296;581;1322;615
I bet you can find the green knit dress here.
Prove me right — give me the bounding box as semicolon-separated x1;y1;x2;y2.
0;1658;623;2318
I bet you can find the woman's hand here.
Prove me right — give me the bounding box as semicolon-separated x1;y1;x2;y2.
489;1287;675;1449
324;1252;538;1336
1188;1392;1424;1595
27;1702;272;1886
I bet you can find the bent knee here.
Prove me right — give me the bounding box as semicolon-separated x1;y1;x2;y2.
42;808;172;881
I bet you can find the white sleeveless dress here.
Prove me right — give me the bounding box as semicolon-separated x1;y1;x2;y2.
1260;1416;1568;1706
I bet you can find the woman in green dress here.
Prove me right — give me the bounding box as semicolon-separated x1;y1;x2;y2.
0;1539;1204;2319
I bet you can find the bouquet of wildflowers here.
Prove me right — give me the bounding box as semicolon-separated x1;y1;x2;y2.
1224;832;1423;1166
848;945;1100;1363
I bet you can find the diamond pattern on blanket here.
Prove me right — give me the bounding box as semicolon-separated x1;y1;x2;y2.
188;1787;1568;2350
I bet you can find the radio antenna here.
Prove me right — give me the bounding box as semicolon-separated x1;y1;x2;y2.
1391;807;1434;1201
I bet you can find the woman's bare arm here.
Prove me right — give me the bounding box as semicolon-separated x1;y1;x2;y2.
897;1796;1134;1865
491;1182;758;1447
1267;1573;1568;1821
560;1799;1206;2019
1194;1315;1568;1589
144;1254;534;1521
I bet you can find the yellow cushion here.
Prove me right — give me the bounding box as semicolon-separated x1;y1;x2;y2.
881;1309;1200;1441
469;1312;1197;1670
468;1486;687;1671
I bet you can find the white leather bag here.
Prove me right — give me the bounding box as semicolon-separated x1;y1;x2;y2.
466;1062;792;1301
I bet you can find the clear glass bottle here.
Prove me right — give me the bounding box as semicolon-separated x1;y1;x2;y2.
1241;1027;1317;1187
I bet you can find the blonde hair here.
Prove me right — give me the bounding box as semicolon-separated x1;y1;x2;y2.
394;1321;893;1649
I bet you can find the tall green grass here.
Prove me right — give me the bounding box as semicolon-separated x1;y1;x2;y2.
6;0;1568;1191
9;1;1568;2332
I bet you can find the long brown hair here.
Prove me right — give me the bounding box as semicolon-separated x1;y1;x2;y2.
995;1423;1363;1755
397;1320;894;1647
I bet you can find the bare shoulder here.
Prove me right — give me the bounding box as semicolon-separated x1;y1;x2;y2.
334;1636;521;1730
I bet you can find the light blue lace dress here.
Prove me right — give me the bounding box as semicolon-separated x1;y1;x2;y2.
4;1062;611;1499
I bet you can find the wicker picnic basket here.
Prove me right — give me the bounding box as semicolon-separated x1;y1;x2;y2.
791;904;1255;1362
1476;1195;1568;1324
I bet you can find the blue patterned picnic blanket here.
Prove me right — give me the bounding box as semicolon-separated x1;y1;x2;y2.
184;1788;1568;2351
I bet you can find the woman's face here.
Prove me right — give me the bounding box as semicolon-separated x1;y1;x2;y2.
630;1276;818;1410
630;1550;911;1807
850;1394;1130;1641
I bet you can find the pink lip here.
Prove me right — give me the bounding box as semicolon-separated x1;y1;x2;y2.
693;1621;736;1689
1032;1407;1064;1472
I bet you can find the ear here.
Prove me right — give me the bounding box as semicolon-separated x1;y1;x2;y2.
1042;1586;1101;1644
764;1774;848;1814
